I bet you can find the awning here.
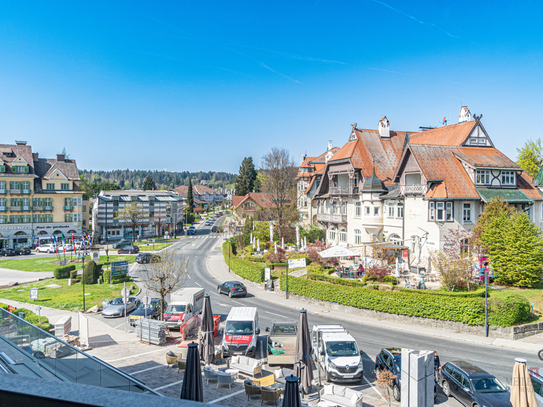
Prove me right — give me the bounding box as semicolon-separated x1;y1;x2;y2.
476;188;532;203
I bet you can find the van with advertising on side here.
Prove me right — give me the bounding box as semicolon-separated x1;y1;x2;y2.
222;307;260;358
163;287;205;330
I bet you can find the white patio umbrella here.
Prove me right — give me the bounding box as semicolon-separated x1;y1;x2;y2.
274;241;277;254
318;245;360;258
296;225;300;247
281;237;284;249
270;223;274;243
257;238;260;252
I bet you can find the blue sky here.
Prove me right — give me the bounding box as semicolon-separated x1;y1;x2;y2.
1;1;542;173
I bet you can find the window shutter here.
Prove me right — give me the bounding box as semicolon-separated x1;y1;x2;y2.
24;166;29;173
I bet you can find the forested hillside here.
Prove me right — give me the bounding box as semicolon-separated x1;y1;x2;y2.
79;169;236;191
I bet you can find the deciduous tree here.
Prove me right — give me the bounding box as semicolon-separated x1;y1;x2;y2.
115;201;146;243
139;249;190;320
516;139;543;178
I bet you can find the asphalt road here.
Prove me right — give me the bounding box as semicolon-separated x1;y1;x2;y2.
92;215;541;404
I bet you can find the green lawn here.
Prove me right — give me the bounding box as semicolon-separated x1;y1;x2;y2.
0;276;138;312
489;283;543;322
135;242;173;251
0;255;137;273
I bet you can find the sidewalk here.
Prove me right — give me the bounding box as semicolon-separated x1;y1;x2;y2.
207;236;542;353
0;268;53;287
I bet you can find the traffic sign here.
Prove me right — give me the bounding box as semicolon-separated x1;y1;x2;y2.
30;288;38;300
112;261;129;276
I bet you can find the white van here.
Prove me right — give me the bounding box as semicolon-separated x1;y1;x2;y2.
163;287;205;329
222;307;260;358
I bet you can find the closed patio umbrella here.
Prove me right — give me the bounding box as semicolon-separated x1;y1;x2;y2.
282;375;302;407
511;358;538;407
200;294;214;366
180;342;203;402
293;309;313;395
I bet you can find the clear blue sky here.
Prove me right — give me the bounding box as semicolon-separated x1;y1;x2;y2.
1;1;542;173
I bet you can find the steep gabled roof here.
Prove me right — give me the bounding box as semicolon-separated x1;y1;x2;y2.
231;192;275;210
453;148;518;169
409;120;476;146
35;158;80;180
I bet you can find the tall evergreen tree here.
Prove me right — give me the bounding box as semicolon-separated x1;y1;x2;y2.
142;174;156;191
187;178;194;212
235;157;257;196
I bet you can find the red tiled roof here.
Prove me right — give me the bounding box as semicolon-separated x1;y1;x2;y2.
172;185;188;198
518;172;542;200
425;181;448;199
453;148;518;169
231;196;244;208
231;193;275;210
409;121;475;146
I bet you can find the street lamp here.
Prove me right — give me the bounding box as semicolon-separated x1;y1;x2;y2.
78;250;88;311
476;262;497;337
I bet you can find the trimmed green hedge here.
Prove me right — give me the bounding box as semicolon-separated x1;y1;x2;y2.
0;303;52;332
308;273;367;287
222;242;265;283
280;276;530;327
53;265;76;279
396;287;486;298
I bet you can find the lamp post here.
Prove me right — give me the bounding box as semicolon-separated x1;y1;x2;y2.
78;251;87;311
476;261;496;337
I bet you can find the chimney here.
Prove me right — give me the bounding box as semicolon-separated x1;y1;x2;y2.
15;140;27;146
328;140;332;151
459;106;471;123
378;116;390;138
300;153;305;166
32;152;38;160
56;154;65;161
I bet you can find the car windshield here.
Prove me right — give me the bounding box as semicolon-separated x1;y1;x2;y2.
271;325;297;335
471;378;507;393
225;321;254;335
166;304;185;314
326;341;358;357
137;302;157;311
110;298;124;305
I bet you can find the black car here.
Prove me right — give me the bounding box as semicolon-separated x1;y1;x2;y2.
118;245;140;254
129;298;167;326
15;247;31;255
113;239;132;249
135;253;160;264
217;281;247;298
1;248;16;257
441;361;511;407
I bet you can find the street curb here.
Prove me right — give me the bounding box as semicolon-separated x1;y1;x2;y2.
204;243;542;353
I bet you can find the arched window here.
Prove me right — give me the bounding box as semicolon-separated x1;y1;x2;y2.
389;234;401;245
339;228;347;243
332;201;338;214
354;229;362;245
329;228;336;241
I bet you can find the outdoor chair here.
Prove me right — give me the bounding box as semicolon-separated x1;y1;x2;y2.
217;371;235;389
261;386;281;406
204;367;218;385
244;379;261;400
166;351;182;367
177;358;186;373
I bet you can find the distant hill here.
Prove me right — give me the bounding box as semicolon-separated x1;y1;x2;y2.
79;169;237;191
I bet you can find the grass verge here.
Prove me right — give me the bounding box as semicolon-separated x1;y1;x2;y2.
0;255;137;272
0;276;138;312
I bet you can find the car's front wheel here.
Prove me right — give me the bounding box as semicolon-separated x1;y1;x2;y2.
374;366;380;379
228;291;233;298
393;384;400;401
217;286;221;294
442;380;451;397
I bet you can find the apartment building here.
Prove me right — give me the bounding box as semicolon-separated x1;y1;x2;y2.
310;107;541;267
172;184;226;205
92;190;185;241
0;141;87;249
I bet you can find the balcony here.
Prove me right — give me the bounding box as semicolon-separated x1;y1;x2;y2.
400;184;427;195
0;189;6;194
9;189;21;194
0;206;6;212
64;205;74;211
317;213;347;223
330;186;359;196
21;189;31;194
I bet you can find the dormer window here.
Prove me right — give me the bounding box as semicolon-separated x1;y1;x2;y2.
476;170;491;185
12;165;28;173
501;171;515;186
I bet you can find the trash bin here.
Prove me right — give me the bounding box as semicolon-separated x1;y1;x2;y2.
18;312;25;319
97;278;101;285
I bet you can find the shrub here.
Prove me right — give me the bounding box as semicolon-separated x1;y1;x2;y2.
103;268;111;284
307;264;335;275
287;253;312;265
363;265;393;283
8;307;52;332
222;242;265;283
53;265;76;279
280;275;530;326
383;276;398;285
83;261;99;284
308;273;366;287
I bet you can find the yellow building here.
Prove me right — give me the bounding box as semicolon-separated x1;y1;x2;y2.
0;141;88;249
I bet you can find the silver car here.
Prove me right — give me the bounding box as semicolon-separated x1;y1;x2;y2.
102;296;140;318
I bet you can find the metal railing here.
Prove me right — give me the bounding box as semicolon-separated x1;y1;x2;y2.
64;206;74;211
316;213;347;223
9;189;21;194
401;184;427;195
0;309;159;395
330;186;359;196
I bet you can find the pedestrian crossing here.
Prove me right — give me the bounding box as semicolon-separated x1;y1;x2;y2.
185;235;222;239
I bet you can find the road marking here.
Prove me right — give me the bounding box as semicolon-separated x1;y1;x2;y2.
364;375;382;397
113;322;127;330
265;311;285;318
231;300;244;306
131;364;166;375
154;379;184;391
208;389;245;404
194;281;202;287
187;274;191;279
105;348;164;363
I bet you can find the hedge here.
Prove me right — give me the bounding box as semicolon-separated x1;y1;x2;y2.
84;261;99;284
222;242;265;283
280;276;530;327
396;287;486;298
0;303;52;332
53;265;76;279
308;273;366;287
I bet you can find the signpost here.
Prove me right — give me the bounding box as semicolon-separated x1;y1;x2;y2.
36;306;41;324
111;261;129;281
122;285;130;333
265;267;271;281
143;295;150;320
30;288;38;300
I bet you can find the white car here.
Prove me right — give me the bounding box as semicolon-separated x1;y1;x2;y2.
35;244;56;253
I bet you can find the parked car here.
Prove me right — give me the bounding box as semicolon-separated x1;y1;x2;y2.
1;248;16;256
211;226;221;233
129;298;167;326
215;214;220;218
528;367;543;406
217;281;247;298
375;348;402;401
187;226;196;236
113;240;132;249
441;361;511;407
15;247;31;255
118;245;140;254
136;253;160;264
35;244;56;253
102;296;141;318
